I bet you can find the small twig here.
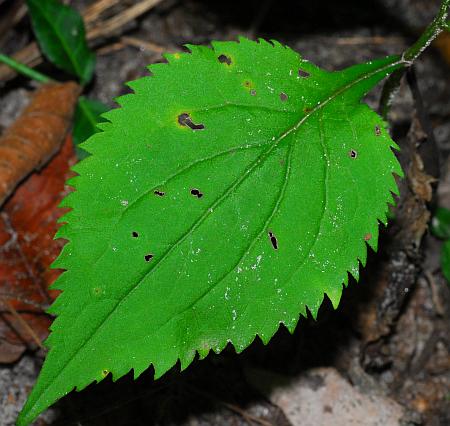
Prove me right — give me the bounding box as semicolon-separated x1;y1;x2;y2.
3;298;44;349
87;0;165;40
0;0;167;83
334;36;405;46
121;36;169;54
96;41;126;55
221;401;273;426
83;0;122;28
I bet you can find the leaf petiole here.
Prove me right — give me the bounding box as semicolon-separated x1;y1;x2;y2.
402;0;450;63
380;0;450;118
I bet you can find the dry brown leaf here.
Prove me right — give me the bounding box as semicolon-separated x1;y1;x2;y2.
0;82;80;208
0;136;76;363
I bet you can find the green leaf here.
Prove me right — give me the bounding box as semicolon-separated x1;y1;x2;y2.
441;240;450;283
26;0;95;84
73;97;109;160
18;38;403;425
431;207;450;240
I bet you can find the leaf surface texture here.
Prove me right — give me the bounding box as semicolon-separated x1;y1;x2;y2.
18;38;402;425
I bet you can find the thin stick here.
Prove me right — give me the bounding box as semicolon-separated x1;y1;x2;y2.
121;36;168;54
96;41;125;55
0;53;51;83
3;299;44;349
83;0;122;27
221;401;273;426
87;0;165;40
0;0;166;82
334;36;405;46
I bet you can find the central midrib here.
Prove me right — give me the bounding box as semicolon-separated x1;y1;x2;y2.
37;57;402;406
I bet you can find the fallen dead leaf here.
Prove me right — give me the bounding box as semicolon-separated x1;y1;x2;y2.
0;136;76;363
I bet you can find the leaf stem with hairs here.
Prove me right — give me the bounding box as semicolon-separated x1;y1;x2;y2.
379;0;450;118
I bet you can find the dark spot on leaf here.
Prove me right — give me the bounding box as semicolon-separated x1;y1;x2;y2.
349;149;358;158
268;231;278;250
218;54;232;65
280;92;288;102
303;107;313;113
132;231;139;238
364;233;372;241
101;369;109;377
144;254;154;262
154;190;165;197
298;68;310;78
250;89;257;96
178;113;205;130
244;81;252;88
190;188;204;198
375;125;381;136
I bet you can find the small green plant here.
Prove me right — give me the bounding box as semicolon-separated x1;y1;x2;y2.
16;1;450;425
26;0;95;85
0;0;108;156
431;207;450;282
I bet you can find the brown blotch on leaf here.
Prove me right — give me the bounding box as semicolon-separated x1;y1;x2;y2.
375;125;382;136
144;254;154;262
178;113;205;130
364;233;372;241
218;54;232;65
303;107;313;113
268;231;278;250
280;92;288;102
190;188;204;198
244;81;252;88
